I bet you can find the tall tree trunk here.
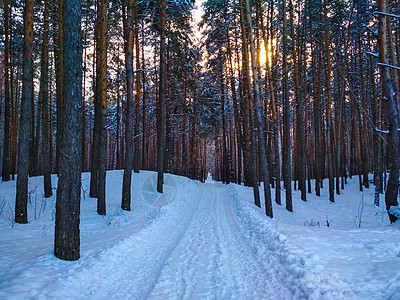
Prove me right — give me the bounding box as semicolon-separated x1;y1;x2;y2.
54;0;82;260
323;0;335;202
243;0;273;217
359;36;369;188
258;0;281;205
336;5;354;195
157;0;166;193
282;0;292;211
11;21;18;180
40;0;52;197
370;35;382;206
289;0;305;201
378;0;399;223
10;6;17;180
116;60;122;170
239;0;260;207
121;0;135;211
82;6;89;173
227;33;243;185
133;4;141;173
309;0;321;197
141;22;147;170
15;0;34;224
218;51;229;184
54;0;63;175
2;0;11;181
96;0;107;215
90;4;100;198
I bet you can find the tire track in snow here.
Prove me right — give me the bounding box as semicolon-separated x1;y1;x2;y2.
149;183;224;299
217;185;302;299
227;185;310;298
24;178;303;299
150;182;301;299
42;178;204;299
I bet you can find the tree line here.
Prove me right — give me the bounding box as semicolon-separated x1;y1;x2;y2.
0;0;399;260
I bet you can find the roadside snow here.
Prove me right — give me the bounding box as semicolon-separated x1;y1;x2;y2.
0;171;399;299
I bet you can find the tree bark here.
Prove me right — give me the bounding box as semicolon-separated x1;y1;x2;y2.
90;4;100;198
96;0;107;215
378;0;399;223
54;0;82;260
121;0;135;210
243;0;273;217
239;0;260;207
323;0;335;203
282;0;292;211
54;0;63;175
2;0;11;182
133;4;141;173
157;0;166;193
289;0;306;201
15;0;34;224
40;0;52;197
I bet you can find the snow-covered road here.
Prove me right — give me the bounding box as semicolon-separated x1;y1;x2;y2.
56;181;302;299
149;183;297;299
0;174;304;299
1;171;398;299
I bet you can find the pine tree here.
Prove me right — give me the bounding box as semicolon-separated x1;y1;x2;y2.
54;0;83;261
40;0;53;198
15;0;34;224
121;0;135;210
157;0;166;193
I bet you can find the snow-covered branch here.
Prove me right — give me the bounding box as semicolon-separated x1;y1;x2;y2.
374;11;400;19
375;128;389;134
134;69;155;73
377;63;400;71
363;24;378;37
366;52;379;58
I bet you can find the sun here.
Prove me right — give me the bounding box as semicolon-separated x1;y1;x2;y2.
260;40;267;66
259;39;275;67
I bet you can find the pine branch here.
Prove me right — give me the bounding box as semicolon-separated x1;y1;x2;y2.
377;62;400;71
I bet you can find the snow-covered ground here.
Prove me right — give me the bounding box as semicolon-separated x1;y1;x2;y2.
0;170;399;299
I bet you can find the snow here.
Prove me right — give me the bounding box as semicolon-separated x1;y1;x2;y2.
0;171;399;299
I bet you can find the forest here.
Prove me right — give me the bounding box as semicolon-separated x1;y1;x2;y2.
0;0;399;261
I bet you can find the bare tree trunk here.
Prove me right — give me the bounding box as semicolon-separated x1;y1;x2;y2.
54;0;63;175
121;0;135;211
243;0;273;217
289;0;306;202
141;22;147;170
96;0;107;215
359;36;369;188
239;0;260;207
258;0;281;205
309;0;321;197
378;0;399;223
370;34;382;206
82;6;89;173
10;8;18;180
157;0;166;193
133;4;141;173
227;34;243;185
116;60;122;170
282;0;292;211
90;4;100;198
2;0;11;182
323;0;335;202
54;0;82;260
15;0;34;224
40;0;52;197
